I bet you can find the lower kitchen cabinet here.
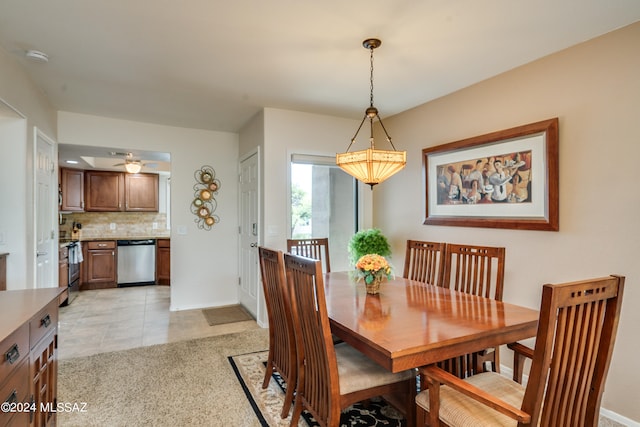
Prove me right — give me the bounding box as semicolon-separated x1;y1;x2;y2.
0;288;64;427
156;239;170;286
58;246;69;305
82;240;117;289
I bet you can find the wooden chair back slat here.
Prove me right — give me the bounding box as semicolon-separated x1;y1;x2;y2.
444;243;505;301
287;238;331;273
284;253;340;424
403;240;446;286
257;247;297;418
439;243;506;377
523;276;624;427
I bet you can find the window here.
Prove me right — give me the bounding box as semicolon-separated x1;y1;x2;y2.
290;154;357;272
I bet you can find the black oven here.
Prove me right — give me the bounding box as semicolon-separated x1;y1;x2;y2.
67;242;81;304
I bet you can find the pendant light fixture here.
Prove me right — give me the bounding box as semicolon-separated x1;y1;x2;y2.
336;38;406;189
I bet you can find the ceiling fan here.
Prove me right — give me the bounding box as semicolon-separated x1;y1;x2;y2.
111;152;157;173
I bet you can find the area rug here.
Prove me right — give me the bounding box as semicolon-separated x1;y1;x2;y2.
203;304;254;326
228;350;406;427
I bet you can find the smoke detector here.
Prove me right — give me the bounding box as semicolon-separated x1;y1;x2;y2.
25;50;49;63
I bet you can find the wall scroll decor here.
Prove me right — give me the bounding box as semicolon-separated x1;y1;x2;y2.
191;165;221;230
423;118;559;231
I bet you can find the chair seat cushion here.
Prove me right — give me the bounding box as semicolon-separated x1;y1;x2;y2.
415;371;525;427
335;342;414;395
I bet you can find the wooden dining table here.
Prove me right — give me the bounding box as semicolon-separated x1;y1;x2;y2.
324;271;539;374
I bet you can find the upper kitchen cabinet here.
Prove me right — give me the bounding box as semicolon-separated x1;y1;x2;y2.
60;168;85;212
125;173;159;212
85;171;125;211
85;170;159;212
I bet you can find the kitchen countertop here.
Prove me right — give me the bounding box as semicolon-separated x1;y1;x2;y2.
80;235;170;241
60;235;170;247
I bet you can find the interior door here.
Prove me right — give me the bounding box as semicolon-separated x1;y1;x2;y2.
238;151;259;317
35;128;57;288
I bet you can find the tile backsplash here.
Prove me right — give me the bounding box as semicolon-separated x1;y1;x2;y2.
60;212;169;240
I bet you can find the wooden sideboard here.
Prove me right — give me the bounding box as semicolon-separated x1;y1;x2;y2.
0;253;7;291
0;288;64;426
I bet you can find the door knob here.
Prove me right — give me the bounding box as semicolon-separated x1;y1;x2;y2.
250;243;258;248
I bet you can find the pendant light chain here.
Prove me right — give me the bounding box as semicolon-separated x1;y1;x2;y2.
369;46;375;108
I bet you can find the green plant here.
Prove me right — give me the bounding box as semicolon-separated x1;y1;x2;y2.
348;228;391;265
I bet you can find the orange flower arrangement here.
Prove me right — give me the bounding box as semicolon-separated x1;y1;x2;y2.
355;254;392;285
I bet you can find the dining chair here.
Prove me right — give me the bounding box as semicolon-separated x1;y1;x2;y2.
286;237;331;273
258;247;297;419
440;243;506;377
283;253;416;427
416;275;625;427
403;240;447;286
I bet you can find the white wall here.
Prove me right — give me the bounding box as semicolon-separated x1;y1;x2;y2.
261;108;371;250
239;108;371;325
375;23;640;423
0;46;57;289
57;112;239;310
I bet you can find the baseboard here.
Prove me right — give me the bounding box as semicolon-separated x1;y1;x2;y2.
500;365;638;426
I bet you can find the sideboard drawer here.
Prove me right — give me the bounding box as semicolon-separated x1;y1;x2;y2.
29;300;58;349
0;358;30;427
0;324;28;381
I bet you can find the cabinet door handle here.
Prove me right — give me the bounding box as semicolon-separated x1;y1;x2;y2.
5;344;20;364
41;314;51;328
4;389;17;405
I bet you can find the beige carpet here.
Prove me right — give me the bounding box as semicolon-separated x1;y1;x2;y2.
57;328;268;426
203;304;254;326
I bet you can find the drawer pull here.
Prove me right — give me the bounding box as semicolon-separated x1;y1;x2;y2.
4;389;17;405
41;314;52;328
5;344;20;364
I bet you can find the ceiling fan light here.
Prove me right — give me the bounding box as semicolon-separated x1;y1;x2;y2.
25;49;49;63
124;161;142;174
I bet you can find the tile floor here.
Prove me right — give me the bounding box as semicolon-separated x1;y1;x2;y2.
58;285;260;359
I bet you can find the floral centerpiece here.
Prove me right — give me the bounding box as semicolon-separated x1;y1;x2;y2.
355;254;392;294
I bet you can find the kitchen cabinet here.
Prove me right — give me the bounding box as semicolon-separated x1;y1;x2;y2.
125;173;159;212
58;246;69;305
156;239;170;286
60;168;84;211
84;171;125;211
85;170;158;212
0;288;64;427
82;240;117;289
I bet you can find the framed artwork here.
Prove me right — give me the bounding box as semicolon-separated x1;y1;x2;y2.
423;118;559;231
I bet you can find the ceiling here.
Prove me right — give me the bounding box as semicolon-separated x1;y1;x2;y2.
1;1;640;135
57;144;171;173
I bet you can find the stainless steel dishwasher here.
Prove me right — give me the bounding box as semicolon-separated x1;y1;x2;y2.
117;239;156;286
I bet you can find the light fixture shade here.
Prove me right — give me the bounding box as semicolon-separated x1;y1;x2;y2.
124;161;142;174
336;148;406;187
336;38;406;188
